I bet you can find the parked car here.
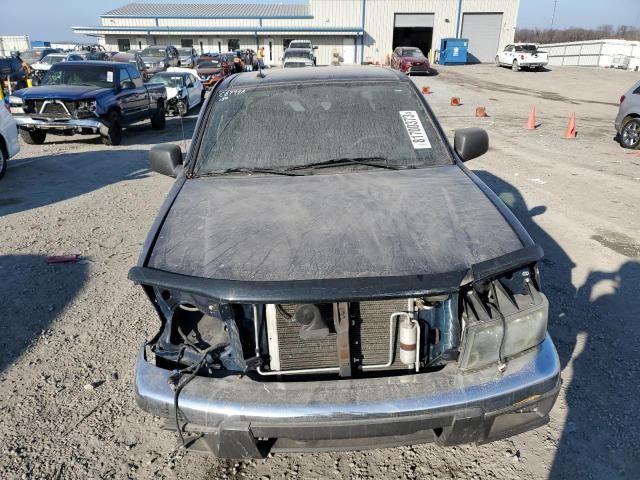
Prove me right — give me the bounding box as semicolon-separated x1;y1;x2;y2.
8;61;166;146
0;102;21;179
86;50;118;62
0;57;28;95
177;47;199;68
390;47;431;75
195;55;227;89
18;48;63;67
31;53;86;84
495;44;548;71
285;39;317;65
282;49;315;68
130;66;560;459
149;68;204;116
107;51;150;81
615;80;640;149
140;46;180;74
235;49;257;70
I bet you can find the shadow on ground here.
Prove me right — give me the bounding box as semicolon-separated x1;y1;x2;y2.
0;148;149;216
476;170;640;480
0;254;89;372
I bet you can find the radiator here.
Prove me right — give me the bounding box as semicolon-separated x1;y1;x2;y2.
268;299;411;373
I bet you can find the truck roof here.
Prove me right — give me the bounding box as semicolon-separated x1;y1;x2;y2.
225;65;405;88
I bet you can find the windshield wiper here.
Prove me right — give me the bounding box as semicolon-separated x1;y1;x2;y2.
288;157;400;171
196;167;304;177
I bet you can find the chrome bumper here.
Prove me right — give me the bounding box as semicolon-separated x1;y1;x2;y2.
14;116;109;136
135;335;561;458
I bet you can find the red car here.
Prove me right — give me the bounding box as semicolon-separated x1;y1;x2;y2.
391;46;432;75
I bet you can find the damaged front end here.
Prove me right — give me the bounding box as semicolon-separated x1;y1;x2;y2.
129;257;560;458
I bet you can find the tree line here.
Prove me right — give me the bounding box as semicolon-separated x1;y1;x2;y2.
515;25;640;44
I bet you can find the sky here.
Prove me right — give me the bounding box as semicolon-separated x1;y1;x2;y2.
1;0;639;43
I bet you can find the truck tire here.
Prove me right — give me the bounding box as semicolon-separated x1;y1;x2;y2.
0;144;6;180
20;129;47;145
151;101;166;130
620;118;640;149
101;112;122;146
512;60;520;72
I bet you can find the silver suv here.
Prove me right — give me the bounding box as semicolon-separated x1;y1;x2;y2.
615;80;640;149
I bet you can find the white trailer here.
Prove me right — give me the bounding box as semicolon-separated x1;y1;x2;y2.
0;35;30;57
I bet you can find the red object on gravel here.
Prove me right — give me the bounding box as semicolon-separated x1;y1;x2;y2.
46;254;80;264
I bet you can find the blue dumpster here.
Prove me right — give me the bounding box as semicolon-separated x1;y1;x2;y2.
439;38;468;65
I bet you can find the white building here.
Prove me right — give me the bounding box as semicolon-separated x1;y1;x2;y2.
73;1;520;65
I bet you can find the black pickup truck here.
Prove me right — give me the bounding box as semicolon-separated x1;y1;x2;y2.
8;61;166;145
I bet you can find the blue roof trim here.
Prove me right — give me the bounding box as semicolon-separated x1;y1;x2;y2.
101;15;314;19
74;26;364;33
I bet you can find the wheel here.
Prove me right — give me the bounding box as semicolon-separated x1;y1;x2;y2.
178;98;189;117
512;60;520;72
495;55;500;66
620;118;640;149
20;129;47;145
0;145;6;180
101;111;122;146
151;101;166;130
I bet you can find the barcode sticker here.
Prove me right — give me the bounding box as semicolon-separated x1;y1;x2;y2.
399;111;431;149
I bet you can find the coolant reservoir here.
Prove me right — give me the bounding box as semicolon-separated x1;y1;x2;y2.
399;316;418;366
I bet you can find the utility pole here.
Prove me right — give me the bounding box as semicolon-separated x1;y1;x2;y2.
550;0;558;30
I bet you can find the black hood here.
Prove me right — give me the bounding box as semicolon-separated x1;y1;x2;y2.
147;166;525;284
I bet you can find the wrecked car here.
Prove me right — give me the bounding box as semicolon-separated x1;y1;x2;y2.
9;61;166;145
130;66;561;459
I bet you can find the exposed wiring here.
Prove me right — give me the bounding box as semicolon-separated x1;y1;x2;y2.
178;304;199;312
276;304;292;320
171;344;219;447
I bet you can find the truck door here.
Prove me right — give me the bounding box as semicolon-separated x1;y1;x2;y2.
128;67;148;119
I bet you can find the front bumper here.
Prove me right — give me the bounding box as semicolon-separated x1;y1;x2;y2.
14;116;109;136
135;334;561;458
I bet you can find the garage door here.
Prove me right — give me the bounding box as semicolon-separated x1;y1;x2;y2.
461;13;503;63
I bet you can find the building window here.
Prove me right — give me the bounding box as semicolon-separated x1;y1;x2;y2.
181;39;193;48
228;39;240;51
117;39;131;52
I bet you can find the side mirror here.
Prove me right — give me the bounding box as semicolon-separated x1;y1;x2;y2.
313;45;319;50
149;143;183;177
454;128;489;162
121;80;135;90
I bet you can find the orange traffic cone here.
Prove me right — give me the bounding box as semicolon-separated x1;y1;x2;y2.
526;106;536;130
422;86;431;94
475;106;488;117
564;112;577;139
450;97;461;106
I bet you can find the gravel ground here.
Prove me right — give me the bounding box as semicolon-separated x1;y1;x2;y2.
1;64;639;479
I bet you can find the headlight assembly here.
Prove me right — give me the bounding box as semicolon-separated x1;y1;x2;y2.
8;95;23;106
76;100;97;113
459;271;548;371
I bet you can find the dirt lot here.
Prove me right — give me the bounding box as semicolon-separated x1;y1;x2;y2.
1;64;639;480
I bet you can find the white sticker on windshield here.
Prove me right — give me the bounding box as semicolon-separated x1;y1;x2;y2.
107;71;113;83
399;111;431;149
